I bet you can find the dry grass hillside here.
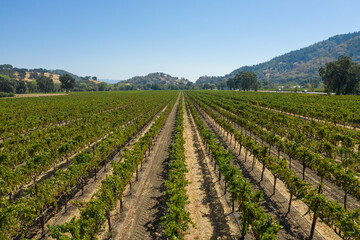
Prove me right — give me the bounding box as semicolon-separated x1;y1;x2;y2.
13;71;61;83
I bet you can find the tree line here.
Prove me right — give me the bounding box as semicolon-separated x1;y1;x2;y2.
0;74;75;95
2;55;359;95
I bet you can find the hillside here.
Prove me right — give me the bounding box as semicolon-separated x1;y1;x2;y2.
196;31;360;85
196;76;223;85
120;72;191;86
0;64;81;83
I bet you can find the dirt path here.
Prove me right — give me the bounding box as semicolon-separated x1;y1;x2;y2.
106;95;180;240
191;98;341;240
183;100;241;239
15;93;68;98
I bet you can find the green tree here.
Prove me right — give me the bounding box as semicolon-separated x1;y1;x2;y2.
16;80;27;94
0;64;13;69
228;71;258;91
319;56;360;95
310;78;320;90
27;81;38;93
78;82;88;91
226;78;236;90
59;74;75;94
151;83;163;90
37;76;54;93
0;74;16;93
98;82;109;91
202;83;216;90
219;81;227;90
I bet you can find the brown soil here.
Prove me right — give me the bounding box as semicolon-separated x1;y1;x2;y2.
15;93;67;98
183;100;241;239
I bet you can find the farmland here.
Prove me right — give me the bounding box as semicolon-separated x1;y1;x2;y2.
1;90;360;239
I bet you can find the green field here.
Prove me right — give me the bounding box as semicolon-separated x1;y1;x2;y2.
1;90;360;239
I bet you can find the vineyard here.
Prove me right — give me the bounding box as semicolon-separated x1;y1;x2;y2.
1;90;359;239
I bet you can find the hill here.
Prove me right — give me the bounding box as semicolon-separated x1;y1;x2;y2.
196;31;360;85
0;64;82;83
196;76;223;85
120;72;191;86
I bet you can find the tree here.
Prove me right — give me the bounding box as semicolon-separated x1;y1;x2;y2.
78;82;88;91
151;83;163;90
98;82;109;91
0;64;13;69
201;83;216;90
54;84;62;92
92;76;97;80
227;71;258;91
219;81;227;90
59;74;75;94
261;80;269;89
319;56;360;95
37;76;54;93
227;78;236;90
27;81;38;93
16;80;27;94
242;71;258;91
0;74;16;93
310;78;320;90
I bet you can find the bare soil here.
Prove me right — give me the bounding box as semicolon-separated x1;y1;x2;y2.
15;93;67;98
184;101;241;239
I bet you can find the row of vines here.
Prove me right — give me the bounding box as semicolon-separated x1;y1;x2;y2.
187;90;360;239
49;93;177;239
0;91;178;239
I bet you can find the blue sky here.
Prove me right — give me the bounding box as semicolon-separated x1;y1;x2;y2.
1;0;359;82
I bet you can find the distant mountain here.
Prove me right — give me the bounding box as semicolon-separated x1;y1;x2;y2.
196;31;360;85
120;72;191;86
0;64;82;83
